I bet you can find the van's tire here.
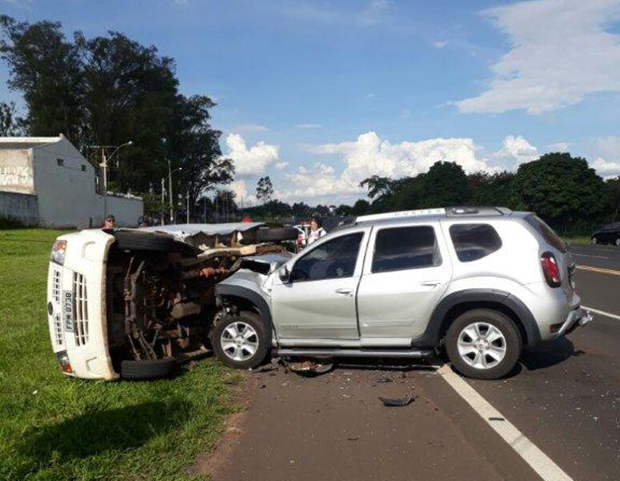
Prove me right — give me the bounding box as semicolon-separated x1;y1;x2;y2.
445;309;521;380
211;311;270;369
120;358;177;380
615;237;620;247
256;226;299;243
114;231;176;252
591;236;598;245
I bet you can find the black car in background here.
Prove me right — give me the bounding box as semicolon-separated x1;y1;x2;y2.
591;222;620;246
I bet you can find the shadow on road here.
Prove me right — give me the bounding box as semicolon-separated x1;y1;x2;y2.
521;337;584;371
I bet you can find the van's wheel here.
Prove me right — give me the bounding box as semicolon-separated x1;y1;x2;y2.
591;236;598;245
615;237;620;247
211;311;270;369
445;309;521;380
120;358;177;380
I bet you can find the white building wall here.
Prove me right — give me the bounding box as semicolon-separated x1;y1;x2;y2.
1;136;144;228
32;138;103;228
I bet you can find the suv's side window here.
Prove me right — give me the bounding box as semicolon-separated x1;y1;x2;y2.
450;223;502;262
291;233;364;282
372;226;441;273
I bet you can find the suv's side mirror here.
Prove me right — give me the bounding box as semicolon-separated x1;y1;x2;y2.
279;265;290;283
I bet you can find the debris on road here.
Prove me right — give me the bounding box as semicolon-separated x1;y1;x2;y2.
379;395;416;407
281;358;335;376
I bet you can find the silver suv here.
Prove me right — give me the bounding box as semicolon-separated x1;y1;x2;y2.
214;207;592;379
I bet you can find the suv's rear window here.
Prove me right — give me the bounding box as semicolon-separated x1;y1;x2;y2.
449;224;502;262
372;226;441;273
525;215;567;253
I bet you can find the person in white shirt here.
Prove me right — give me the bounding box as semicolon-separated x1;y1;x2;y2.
306;215;327;245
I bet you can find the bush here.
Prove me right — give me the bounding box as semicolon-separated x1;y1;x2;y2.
0;216;27;229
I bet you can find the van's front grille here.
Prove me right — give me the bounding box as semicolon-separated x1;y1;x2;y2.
73;273;89;346
53;313;64;347
52;269;61;303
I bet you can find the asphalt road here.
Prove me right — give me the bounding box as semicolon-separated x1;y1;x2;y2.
205;244;620;481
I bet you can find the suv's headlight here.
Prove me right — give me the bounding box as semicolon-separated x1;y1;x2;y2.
51;240;67;265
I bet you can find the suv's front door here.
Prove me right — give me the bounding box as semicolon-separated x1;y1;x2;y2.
271;230;368;340
356;223;452;339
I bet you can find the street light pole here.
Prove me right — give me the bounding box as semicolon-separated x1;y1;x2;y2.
89;141;132;220
186;192;190;223
160;178;165;225
168;159;174;224
101;149;108;217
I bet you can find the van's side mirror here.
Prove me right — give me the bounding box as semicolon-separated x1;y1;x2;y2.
279;265;290;283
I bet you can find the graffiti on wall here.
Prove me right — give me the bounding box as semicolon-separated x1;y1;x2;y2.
0;166;33;187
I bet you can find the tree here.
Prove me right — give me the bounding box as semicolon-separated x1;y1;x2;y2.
0;16;231;201
256;176;274;204
291;202;313;218
0;101;23;136
351;199;370;216
511;153;607;233
0;16;84;143
468;171;516;208
419;161;470;208
360;175;393;200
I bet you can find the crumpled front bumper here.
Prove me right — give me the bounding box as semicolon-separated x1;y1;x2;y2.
556;306;593;337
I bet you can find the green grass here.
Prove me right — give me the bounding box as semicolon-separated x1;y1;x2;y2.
563;236;592;246
0;229;238;481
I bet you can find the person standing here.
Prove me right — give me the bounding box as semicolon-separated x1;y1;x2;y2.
306;215;326;245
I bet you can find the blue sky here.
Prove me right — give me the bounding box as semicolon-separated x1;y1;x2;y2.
2;0;620;204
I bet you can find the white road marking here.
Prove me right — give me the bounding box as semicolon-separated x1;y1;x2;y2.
571;253;609;259
438;365;573;481
576;265;620;276
582;305;620;321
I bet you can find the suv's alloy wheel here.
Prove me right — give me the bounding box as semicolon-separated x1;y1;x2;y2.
615;238;620;247
446;309;521;380
211;311;270;369
591;236;598;245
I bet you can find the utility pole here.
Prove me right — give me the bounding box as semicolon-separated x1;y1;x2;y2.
160;178;165;225
186;192;190;223
168;159;174;224
101;149;108;217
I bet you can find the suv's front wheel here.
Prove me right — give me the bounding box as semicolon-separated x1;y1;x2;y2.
446;309;521;380
211;311;270;369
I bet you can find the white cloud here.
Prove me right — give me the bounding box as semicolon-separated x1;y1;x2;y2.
590;136;620;178
225;133;281;176
433;40;448;49
358;0;390;26
493;135;539;165
281;131;500;202
456;0;620;114
233;123;268;133
593;136;620;159
296;123;322;129
546;142;570;153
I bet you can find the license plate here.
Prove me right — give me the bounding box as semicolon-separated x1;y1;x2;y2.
63;290;74;332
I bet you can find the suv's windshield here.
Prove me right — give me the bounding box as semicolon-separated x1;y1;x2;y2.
525;215;567;253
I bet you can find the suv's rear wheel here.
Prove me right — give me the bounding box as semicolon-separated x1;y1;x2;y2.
591;236;598;245
446;309;521;380
211;311;270;369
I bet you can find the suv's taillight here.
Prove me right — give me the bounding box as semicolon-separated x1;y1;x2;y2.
541;252;561;288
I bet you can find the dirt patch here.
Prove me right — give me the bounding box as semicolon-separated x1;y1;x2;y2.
188;369;261;479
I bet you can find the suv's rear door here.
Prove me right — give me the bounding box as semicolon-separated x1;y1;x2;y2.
356;223;452;339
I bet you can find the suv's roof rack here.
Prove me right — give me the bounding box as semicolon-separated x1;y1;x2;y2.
446;206;511;217
356;208;446;223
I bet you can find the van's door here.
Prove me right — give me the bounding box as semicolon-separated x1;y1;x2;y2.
356;223;452;339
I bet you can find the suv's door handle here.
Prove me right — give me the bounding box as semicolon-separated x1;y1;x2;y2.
421;280;441;287
335;288;353;295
